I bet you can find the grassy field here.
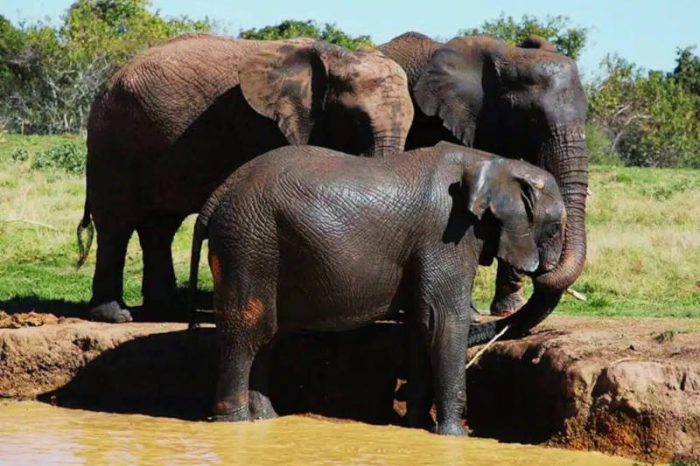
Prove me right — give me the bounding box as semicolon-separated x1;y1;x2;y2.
1;133;698;318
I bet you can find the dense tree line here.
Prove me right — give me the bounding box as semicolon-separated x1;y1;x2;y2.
1;2;698;168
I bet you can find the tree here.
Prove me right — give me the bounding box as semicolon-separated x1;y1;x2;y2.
671;46;700;97
460;14;587;59
0;0;212;134
239;20;372;50
588;54;700;168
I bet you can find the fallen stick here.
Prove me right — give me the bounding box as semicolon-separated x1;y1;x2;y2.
566;288;587;301
466;324;511;370
1;218;59;231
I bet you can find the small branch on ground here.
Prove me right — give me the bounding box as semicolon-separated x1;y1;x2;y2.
1;218;59;231
466;324;510;370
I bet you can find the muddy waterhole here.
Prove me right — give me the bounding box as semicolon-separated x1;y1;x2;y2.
0;401;636;465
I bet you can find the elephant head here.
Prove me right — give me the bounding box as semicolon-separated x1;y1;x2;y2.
380;33;588;337
461;152;566;276
239;39;413;157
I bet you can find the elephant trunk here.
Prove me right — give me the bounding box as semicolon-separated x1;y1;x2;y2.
534;124;588;292
367;130;407;157
468;124;588;345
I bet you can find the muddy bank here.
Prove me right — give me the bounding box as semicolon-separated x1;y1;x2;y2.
0;315;698;462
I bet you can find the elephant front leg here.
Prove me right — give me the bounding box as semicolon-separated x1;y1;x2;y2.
429;311;469;436
90;225;134;323
490;260;527;316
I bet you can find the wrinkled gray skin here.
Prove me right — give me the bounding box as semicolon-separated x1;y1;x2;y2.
188;143;566;435
77;33;414;323
379;33;588;335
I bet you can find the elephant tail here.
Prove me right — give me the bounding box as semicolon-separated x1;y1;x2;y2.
188;213;210;329
76;197;94;268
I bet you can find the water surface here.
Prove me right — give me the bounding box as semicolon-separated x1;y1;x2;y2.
0;401;633;465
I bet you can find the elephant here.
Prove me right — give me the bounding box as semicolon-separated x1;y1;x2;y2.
378;32;588;333
187;142;566;435
76;33;414;323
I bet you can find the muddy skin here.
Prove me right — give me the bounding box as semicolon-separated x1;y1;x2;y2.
189;143;566;435
78;33;414;324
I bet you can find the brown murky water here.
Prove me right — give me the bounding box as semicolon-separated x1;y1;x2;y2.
0;401;633;465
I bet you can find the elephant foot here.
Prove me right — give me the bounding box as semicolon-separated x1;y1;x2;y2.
249;392;278;420
89;301;133;323
434;421;467;436
210;404;251;422
490;291;526;317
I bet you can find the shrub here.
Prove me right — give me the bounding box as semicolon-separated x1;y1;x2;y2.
585;123;620;165
11;141;86;173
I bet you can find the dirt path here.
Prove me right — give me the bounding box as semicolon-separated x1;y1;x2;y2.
0;313;698;462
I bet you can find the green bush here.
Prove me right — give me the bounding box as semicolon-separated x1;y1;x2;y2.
585;123;620;165
11;141;86;173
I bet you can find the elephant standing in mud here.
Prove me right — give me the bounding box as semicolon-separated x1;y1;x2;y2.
378;33;588;333
188;142;567;435
77;33;414;323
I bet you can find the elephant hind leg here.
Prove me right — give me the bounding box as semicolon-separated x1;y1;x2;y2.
490;260;527;316
137;214;185;321
249;342;278;420
90;223;134;323
213;282;277;422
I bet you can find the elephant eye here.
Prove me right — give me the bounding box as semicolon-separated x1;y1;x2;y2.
543;222;561;238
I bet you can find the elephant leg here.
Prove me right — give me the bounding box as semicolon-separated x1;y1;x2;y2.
490;260;527;316
90;223;134;323
429;311;469;436
249;342;278;420
213;281;276;422
137;214;184;321
405;318;434;430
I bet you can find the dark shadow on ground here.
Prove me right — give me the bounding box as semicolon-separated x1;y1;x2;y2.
41;323;407;426
0;295;88;318
0;287;214;323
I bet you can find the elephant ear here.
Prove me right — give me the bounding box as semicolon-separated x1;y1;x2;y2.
239;40;327;145
413;44;483;146
464;159;542;273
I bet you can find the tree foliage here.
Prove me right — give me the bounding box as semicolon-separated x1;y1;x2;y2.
460;14;587;59
588;51;700;168
239;20;372;50
0;0;211;134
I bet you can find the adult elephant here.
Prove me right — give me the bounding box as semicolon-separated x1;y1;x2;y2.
379;32;588;337
78;33;414;323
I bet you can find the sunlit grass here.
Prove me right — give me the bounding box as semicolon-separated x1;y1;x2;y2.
0;134;698;318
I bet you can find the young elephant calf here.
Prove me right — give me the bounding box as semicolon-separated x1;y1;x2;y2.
189;142;566;435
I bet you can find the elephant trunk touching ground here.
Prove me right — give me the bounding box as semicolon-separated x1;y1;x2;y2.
468;124;588;345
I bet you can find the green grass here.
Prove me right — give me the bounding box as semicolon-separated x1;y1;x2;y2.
0;133;698;318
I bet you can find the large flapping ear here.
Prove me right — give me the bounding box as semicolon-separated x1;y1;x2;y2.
465;158;543;273
413;42;483;146
239;39;327;145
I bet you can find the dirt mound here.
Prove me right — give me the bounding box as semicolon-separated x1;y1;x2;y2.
0;316;697;462
0;311;83;328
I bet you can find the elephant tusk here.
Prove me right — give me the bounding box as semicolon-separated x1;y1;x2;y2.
466;324;510;369
566;288;587;301
587;188;592;198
